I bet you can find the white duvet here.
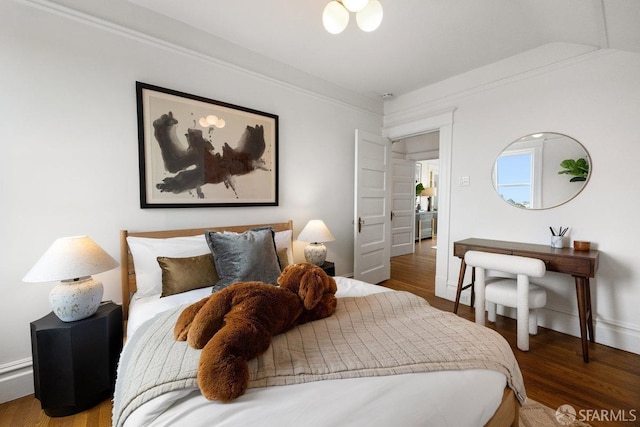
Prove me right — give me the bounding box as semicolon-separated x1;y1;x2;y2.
121;277;507;427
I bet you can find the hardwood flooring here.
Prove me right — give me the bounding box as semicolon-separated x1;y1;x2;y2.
1;239;638;426
383;238;640;427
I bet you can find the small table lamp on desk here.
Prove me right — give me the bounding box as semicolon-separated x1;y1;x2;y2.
298;220;335;266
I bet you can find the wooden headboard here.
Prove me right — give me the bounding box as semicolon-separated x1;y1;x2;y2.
119;220;293;320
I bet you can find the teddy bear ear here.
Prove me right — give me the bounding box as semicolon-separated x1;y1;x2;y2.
299;270;325;310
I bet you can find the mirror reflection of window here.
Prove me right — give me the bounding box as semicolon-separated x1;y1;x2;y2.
495;139;543;208
492;133;590;210
496;152;533;208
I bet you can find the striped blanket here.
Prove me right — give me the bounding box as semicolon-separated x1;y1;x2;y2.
113;291;526;427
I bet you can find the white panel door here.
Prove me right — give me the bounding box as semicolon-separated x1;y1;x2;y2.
354;130;391;284
391;159;415;257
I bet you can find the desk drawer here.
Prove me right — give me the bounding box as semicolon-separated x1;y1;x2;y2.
454;243;511;258
519;251;594;277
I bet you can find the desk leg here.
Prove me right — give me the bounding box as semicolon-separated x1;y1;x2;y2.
454;259;467;314
575;276;594;363
585;278;595;343
470;267;476;308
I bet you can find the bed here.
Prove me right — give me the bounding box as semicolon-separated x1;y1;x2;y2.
113;220;524;427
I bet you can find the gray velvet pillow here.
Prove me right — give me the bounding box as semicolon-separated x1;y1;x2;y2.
205;227;282;292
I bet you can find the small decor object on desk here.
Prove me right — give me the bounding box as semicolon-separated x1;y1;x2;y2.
23;236;119;322
573;241;591;251
298;220;335;266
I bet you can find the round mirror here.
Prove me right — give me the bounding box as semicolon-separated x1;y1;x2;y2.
492;132;591;209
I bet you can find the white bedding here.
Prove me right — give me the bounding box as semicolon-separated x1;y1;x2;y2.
121;277;508;427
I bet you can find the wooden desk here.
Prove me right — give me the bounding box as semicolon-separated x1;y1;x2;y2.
453;238;599;362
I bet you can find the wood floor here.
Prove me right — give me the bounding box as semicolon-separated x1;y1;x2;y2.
2;240;638;426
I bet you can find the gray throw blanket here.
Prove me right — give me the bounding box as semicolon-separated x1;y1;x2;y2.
113;291;526;427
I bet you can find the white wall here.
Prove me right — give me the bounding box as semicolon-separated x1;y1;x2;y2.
0;1;381;402
386;45;640;356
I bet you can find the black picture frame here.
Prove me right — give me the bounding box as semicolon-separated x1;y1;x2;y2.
136;82;279;208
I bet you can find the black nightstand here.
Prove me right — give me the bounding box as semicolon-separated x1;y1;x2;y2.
30;302;123;417
320;261;335;276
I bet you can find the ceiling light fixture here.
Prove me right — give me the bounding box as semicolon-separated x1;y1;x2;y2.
323;0;383;34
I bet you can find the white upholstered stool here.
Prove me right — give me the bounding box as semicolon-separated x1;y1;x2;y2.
464;251;547;351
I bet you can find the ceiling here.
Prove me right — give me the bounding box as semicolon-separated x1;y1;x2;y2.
123;0;639;100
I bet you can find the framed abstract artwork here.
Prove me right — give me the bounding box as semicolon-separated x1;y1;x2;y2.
136;82;278;208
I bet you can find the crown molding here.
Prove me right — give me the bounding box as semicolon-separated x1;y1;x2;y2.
15;0;383;117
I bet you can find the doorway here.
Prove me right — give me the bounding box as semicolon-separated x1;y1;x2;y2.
383;108;455;301
391;133;440;288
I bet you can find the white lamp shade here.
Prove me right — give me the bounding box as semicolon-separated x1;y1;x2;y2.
23;236;119;283
323;1;350;34
356;0;383;32
23;236;119;322
342;0;369;12
298;220;335;266
298;220;335;243
421;187;436;197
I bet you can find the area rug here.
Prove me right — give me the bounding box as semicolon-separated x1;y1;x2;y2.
520;399;592;427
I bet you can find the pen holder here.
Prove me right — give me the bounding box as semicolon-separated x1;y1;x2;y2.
551;236;563;248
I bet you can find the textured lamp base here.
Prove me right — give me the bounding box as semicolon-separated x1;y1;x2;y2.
49;277;103;322
304;243;327;266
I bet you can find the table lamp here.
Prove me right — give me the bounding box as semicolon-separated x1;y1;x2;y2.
23;236;119;322
297;220;335;266
421;187;436;211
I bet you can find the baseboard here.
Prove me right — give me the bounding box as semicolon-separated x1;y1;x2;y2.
539;305;640;356
443;283;640;356
0;358;34;404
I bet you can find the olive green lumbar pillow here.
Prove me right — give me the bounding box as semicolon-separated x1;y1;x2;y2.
277;248;290;269
157;253;219;297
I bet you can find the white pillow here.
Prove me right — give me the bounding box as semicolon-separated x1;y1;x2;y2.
274;230;293;266
127;235;210;297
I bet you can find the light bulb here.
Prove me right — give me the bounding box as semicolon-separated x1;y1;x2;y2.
206;115;218;126
323;1;349;34
341;0;369;12
198;117;209;127
215;118;225;128
356;0;383;32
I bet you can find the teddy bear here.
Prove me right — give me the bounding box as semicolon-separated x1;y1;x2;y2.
173;262;338;402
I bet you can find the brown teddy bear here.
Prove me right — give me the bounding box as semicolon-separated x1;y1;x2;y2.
174;262;338;402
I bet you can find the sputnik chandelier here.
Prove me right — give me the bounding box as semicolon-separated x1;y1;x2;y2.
322;0;383;34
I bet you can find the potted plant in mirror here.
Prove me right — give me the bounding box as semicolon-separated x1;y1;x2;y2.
558;158;589;182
